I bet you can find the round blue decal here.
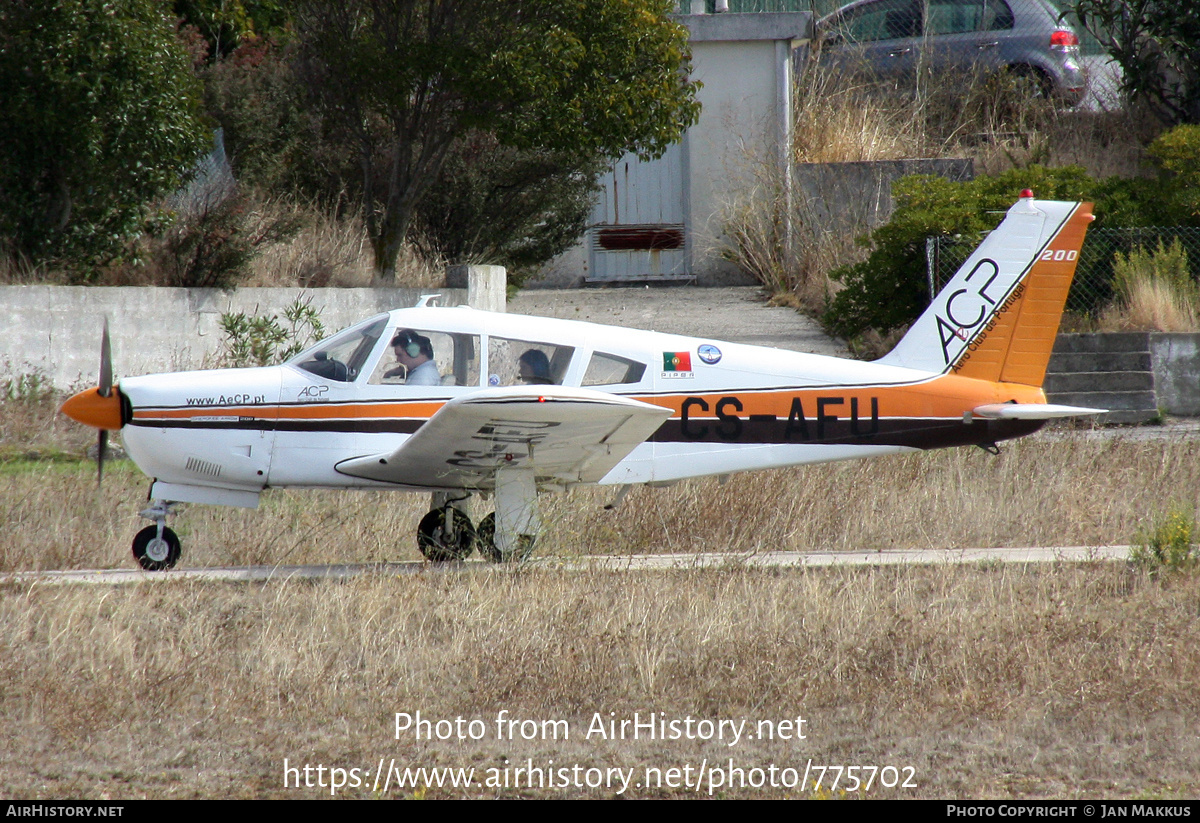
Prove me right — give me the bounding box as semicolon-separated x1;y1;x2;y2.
697;344;722;365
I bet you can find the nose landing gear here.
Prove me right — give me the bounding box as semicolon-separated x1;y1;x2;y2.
133;500;181;571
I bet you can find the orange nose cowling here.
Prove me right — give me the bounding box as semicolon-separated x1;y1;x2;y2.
61;386;124;430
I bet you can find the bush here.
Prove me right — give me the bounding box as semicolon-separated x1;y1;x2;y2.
155;190;304;289
1131;505;1200;572
219;297;326;368
1100;239;1197;332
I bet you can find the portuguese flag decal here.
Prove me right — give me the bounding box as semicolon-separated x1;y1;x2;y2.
663;351;692;372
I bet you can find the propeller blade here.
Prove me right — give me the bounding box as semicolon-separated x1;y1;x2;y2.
99;318;113;398
97;430;108;485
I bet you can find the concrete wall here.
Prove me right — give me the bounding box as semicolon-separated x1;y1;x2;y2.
1151;334;1200;416
2;266;504;390
794;159;975;235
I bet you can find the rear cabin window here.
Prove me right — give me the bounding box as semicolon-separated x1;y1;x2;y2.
487;337;574;387
582;353;646;387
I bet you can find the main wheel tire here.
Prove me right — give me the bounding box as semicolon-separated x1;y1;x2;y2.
477;512;500;563
132;525;181;571
476;512;536;563
417;508;476;562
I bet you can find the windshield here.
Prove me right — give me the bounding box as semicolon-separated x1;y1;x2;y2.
288;316;388;383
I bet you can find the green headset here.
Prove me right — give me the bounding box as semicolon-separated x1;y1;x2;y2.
392;330;423;358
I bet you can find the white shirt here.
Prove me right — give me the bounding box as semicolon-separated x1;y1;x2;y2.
406;359;441;386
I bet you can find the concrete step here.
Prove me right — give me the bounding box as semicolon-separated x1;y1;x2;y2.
1043;370;1154;393
1044;390;1158;412
1052;332;1151;354
1048;351;1152;373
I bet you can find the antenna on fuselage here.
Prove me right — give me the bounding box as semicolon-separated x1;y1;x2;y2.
415;294;442;308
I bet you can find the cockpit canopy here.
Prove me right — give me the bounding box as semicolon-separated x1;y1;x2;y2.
287;310;649;390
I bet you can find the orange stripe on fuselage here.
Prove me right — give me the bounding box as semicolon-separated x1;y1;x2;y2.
134;401;447;421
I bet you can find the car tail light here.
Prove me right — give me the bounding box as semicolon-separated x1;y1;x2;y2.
1050;29;1079;49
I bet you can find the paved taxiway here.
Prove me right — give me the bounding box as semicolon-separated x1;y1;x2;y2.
2;546;1131;587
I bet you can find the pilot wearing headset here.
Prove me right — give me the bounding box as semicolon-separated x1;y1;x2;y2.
385;329;440;385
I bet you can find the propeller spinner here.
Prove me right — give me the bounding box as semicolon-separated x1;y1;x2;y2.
60;319;124;483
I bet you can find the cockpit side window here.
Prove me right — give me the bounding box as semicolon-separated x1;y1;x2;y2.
582;352;646;386
290;317;387;383
369;329;481;387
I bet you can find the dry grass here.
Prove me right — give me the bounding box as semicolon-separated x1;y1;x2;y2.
239;198;443;289
5;393;1200;571
1098;277;1199;332
0;196;444;290
8;426;1200;572
792;66;927;164
1098;239;1199;333
2;563;1198;798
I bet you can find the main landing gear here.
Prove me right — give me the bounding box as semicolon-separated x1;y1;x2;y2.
417;494;477;562
418;476;539;563
133;500;181;570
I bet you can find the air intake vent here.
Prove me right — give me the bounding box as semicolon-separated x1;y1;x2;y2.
186;456;223;478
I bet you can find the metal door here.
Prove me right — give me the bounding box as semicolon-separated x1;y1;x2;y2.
588;141;690;282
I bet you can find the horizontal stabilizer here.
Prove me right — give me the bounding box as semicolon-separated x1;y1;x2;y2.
972;403;1106;420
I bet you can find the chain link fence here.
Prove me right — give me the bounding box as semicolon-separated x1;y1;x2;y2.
928;227;1200;317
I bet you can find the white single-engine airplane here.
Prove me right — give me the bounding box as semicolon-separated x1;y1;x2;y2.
63;192;1099;569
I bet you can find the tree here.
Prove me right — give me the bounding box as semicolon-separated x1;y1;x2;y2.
296;0;700;281
1070;0;1200;125
0;0;209;271
412;131;605;281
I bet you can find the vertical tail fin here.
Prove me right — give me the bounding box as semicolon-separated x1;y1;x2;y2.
879;194;1094;387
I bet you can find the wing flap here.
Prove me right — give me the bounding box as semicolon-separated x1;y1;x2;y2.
335;386;671;489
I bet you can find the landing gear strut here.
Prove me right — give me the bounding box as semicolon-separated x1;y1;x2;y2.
133;500;181;571
477;467;539;563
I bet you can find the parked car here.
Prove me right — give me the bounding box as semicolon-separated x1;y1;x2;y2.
812;0;1087;104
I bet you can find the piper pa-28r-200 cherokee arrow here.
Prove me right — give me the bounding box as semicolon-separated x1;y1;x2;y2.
62;192;1100;569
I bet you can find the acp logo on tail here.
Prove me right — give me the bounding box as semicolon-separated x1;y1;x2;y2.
932;257;1015;365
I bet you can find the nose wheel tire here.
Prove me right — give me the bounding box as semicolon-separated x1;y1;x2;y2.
417;508;477;562
132;525;181;571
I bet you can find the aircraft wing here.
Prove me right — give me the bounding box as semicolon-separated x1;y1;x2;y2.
334;386;672;490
